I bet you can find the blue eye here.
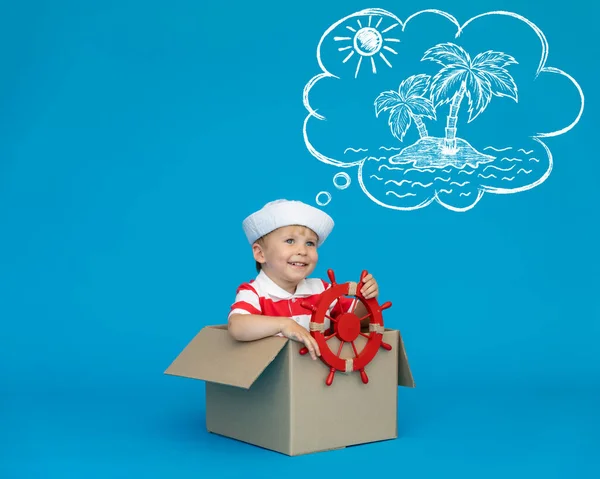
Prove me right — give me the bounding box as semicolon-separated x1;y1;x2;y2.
286;239;294;244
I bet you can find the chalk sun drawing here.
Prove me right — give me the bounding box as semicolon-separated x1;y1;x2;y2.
334;15;400;78
302;8;584;212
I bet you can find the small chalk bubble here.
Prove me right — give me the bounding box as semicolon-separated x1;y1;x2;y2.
316;191;331;206
333;172;351;190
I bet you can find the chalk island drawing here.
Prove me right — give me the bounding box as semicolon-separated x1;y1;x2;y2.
302;9;585;212
375;43;517;167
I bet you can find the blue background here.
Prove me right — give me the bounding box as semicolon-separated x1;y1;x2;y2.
1;0;598;477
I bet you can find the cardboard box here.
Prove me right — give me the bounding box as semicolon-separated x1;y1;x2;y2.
165;324;415;456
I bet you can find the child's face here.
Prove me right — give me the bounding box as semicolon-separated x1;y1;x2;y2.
253;225;319;289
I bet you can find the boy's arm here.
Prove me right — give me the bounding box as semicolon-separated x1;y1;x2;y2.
228;313;322;360
349;274;380;330
354;302;371;329
228;313;288;342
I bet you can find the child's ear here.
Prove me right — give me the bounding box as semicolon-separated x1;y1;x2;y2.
252;243;265;264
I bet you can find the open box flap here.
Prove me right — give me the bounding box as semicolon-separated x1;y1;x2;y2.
164;325;289;389
396;329;415;388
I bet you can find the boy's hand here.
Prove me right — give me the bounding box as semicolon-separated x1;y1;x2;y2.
280;318;321;360
360;273;379;299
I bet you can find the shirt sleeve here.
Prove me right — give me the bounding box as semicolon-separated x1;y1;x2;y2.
228;282;262;319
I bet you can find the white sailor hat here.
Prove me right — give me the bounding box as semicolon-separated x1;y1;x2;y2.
242;199;334;246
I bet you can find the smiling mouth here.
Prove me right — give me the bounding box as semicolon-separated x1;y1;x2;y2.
288;262;308;267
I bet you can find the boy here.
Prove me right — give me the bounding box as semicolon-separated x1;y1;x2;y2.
227;199;379;361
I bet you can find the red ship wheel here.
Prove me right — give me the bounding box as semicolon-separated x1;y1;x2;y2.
299;269;392;386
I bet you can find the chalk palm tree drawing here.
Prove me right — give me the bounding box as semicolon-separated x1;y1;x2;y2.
374;74;436;142
423;42;519;154
372;42;520;168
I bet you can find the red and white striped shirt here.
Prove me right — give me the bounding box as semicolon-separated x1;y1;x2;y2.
228;270;356;334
